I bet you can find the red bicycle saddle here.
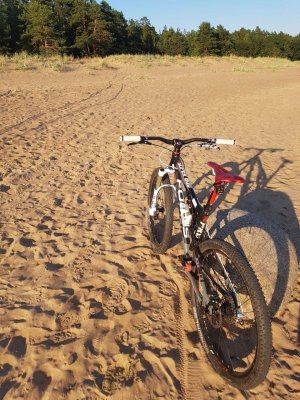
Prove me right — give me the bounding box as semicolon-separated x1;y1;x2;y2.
207;162;245;184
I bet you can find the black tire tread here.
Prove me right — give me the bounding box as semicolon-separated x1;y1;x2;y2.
191;239;272;390
147;168;173;254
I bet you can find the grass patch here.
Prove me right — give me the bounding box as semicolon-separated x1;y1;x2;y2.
0;55;8;69
0;52;75;72
85;58;118;70
0;52;299;73
50;59;73;72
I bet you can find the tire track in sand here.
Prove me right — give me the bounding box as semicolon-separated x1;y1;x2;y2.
0;77;124;178
0;72;123;136
160;254;221;400
43;81;124;129
160;255;188;400
0;85;106;134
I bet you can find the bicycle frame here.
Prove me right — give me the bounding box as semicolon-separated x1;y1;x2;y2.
121;136;254;352
124;136;272;389
150;145;239;309
152;145;221;258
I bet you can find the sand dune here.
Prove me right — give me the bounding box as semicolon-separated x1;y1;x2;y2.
0;57;299;399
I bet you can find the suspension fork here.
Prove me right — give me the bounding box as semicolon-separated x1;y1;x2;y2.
148;167;176;217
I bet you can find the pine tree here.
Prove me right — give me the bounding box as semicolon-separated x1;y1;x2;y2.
270;31;293;58
99;1;127;53
215;25;232;56
291;34;300;60
139;17;157;53
0;0;10;52
195;22;218;56
89;0;112;56
185;29;198;55
70;0;113;57
231;28;252;57
157;26;171;54
127;19;143;54
53;0;76;54
250;27;268;57
21;0;57;54
70;0;91;56
158;27;187;56
4;0;26;53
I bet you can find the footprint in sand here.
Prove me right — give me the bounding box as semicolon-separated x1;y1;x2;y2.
148;301;174;323
55;311;81;329
101;354;135;396
116;330;139;353
102;278;129;315
130;314;152;334
159;281;178;297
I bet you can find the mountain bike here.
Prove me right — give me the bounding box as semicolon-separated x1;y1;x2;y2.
119;135;272;390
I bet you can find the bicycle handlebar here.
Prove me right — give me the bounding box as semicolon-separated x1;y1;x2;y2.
120;135;236;146
121;135;142;142
215;138;236;145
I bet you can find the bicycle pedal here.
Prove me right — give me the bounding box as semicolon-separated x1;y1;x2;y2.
184;263;192;272
178;255;194;271
176;261;193;273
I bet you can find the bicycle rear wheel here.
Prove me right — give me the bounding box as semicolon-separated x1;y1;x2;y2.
147;168;173;254
191;239;272;389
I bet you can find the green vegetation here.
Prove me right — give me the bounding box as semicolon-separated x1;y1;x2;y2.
0;1;300;60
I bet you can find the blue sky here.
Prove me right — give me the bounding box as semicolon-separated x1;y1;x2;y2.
106;0;300;36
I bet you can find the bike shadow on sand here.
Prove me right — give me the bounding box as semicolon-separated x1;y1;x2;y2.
170;147;299;322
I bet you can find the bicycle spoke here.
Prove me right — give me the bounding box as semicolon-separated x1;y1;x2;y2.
194;247;260;376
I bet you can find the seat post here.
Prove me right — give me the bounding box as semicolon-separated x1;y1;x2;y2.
201;187;217;223
201;182;226;223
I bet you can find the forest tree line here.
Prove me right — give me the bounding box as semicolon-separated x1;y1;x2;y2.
1;0;300;60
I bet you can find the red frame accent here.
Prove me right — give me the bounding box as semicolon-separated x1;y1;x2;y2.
201;188;218;223
208;188;218;205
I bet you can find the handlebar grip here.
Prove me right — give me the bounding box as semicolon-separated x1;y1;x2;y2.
120;135;142;142
215;138;236;145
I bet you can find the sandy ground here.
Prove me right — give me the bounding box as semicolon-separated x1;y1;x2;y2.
0;57;299;399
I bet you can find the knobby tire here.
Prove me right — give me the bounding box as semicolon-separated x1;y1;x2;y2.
147;168;173;254
191;239;272;389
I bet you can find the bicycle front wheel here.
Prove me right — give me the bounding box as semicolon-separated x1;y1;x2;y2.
191;239;272;389
147;168;173;254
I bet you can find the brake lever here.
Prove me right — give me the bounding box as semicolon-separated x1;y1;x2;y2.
127;141;152;147
199;144;220;150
